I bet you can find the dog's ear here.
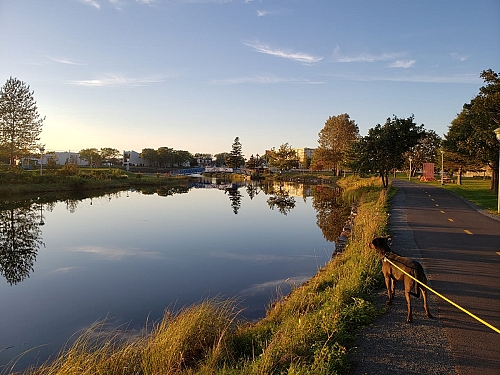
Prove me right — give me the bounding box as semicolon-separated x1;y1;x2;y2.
371;237;384;248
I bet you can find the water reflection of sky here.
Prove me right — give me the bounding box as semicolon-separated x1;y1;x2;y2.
0;184;342;371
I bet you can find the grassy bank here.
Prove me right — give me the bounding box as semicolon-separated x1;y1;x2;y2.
10;176;388;375
0;167;192;195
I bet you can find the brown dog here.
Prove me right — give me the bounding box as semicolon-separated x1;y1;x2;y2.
370;236;433;323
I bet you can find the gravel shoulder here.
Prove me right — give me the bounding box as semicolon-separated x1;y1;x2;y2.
351;182;456;375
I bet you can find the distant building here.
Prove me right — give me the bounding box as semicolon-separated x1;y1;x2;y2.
53;152;87;166
294;147;316;168
123;150;144;168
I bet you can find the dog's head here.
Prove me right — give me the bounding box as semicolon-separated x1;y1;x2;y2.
369;236;391;257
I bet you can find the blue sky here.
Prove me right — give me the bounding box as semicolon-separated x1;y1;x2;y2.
1;0;499;157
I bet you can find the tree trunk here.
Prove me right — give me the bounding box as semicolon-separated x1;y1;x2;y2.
457;167;462;185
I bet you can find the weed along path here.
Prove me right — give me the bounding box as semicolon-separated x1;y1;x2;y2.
354;179;500;375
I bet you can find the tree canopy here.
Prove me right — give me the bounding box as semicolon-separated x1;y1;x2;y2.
267;143;299;172
443;69;500;191
0;77;44;165
350;115;424;188
313;114;359;174
226;137;245;169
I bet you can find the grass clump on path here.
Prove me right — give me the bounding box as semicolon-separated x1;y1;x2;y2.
13;176;388;375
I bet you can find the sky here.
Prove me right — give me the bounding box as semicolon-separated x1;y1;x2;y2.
1;0;499;157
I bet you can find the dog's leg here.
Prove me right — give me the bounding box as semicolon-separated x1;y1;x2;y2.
405;291;413;323
421;287;433;319
385;275;393;305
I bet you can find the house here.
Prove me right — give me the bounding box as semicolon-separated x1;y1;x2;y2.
123;150;144;168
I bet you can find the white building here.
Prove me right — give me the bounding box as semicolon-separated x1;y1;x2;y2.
294;147;316;168
123;150;144;167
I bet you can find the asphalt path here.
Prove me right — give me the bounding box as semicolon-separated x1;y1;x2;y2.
392;179;500;375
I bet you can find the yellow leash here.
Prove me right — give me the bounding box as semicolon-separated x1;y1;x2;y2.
384;257;500;335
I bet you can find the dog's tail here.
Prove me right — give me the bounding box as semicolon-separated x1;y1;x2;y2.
409;269;421;298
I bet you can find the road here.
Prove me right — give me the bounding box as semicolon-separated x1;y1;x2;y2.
392;179;500;375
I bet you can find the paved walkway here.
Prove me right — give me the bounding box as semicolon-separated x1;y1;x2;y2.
353;180;500;375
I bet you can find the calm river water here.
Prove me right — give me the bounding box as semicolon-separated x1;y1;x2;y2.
0;179;348;371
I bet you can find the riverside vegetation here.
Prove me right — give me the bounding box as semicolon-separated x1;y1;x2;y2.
0;166;192;195
2;176;391;375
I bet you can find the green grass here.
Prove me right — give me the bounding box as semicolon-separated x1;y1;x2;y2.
396;174;499;214
7;176;389;375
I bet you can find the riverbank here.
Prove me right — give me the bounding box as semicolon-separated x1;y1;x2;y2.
0;168;192;195
7;176;388;375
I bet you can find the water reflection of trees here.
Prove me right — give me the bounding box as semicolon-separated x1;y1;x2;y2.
225;186;242;214
311;185;348;242
266;183;296;216
0;205;45;285
137;186;190;197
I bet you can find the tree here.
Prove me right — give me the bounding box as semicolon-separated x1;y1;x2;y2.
404;129;442;175
172;150;193;167
314;114;359;175
350;115;424;188
141;148;159;167
214;152;229;167
79;148;101;168
0;77;45;165
443;69;500;192
267;143;299;172
157;147;174;167
226;137;244;169
100;148;120;165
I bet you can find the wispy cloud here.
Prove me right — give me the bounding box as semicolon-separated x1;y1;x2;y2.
211;75;324;85
179;0;233;3
331;46;406;63
450;52;468;62
108;0;124;10
80;0;101;9
68;73;168;87
327;72;480;84
47;56;87;65
245;42;323;64
257;10;276;17
388;60;416;69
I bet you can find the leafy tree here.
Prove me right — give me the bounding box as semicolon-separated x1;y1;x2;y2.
268;143;299;172
0;77;45;165
246;154;257;169
226;137;244;169
214;152;229;167
350;115;424;188
173;150;193;167
158;147;174;167
79;148;101;168
443;69;500;192
141;148;159;167
313;114;359;175
404;129;442;175
100;147;120;165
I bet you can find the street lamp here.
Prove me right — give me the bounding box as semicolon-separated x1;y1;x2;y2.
408;156;412;181
494;128;500;213
440;150;444;185
39;145;45;175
